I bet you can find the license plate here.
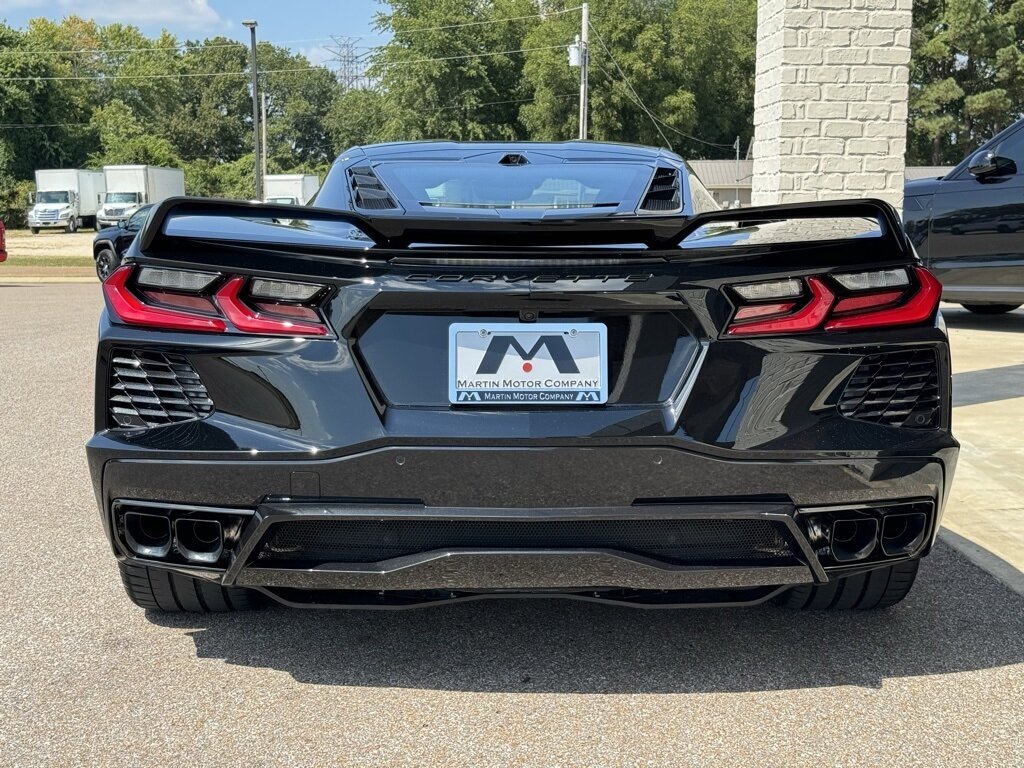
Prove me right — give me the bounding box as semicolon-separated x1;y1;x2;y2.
449;322;608;405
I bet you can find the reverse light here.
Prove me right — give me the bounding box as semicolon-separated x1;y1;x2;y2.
832;268;909;291
250;278;323;302
733;278;802;301
137;267;219;292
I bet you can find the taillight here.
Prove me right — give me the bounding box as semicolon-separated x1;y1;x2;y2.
726;267;940;336
103;265;330;337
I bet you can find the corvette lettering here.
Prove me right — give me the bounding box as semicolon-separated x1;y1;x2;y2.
406;273;652;284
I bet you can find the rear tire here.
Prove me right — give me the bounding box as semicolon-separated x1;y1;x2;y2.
118;561;265;612
774;559;920;611
961;303;1021;314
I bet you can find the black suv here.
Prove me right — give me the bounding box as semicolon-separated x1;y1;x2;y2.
92;205;153;281
904;118;1024;314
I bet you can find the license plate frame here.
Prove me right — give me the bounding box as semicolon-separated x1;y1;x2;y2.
448;322;608;406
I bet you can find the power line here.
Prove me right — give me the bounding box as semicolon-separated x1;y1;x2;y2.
0;44;569;83
587;26;735;153
0;122;90;128
585;24;672;151
0;7;584;59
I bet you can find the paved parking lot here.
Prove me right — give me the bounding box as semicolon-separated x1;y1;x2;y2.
0;284;1021;767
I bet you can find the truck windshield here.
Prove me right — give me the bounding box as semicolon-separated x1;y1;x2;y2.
105;192;139;204
36;191;70;204
374;162;651;210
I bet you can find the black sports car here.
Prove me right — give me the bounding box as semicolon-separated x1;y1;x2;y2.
87;141;957;613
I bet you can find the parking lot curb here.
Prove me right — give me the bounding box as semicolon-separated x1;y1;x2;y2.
939;528;1024;597
0;276;97;284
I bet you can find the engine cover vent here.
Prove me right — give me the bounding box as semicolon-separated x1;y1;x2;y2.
348;165;398;210
639;167;681;212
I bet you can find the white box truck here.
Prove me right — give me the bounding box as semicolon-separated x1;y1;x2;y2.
264;174;320;206
97;165;186;229
27;169;105;233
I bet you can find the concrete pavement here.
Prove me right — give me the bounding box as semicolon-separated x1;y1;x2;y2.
0;285;1020;767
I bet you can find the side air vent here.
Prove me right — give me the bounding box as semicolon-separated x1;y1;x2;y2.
639;167;681;212
838;349;940;429
347;165;398;210
108;350;214;428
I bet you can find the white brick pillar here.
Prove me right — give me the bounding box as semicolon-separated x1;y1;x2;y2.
751;0;912;211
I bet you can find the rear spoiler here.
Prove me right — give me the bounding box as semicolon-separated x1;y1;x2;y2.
139;196;910;255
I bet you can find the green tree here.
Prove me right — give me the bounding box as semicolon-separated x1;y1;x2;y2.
909;0;1024;164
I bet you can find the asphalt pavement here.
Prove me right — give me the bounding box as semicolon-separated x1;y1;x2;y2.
0;284;1021;767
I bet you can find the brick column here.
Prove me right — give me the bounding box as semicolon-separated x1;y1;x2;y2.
751;0;912;211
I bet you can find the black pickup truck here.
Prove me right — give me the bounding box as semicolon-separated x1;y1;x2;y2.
903;117;1024;314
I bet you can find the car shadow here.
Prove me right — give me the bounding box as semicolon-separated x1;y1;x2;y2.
145;541;1024;694
953;363;1024;407
941;305;1024;331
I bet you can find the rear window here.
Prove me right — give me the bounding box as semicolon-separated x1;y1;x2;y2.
373;162;653;210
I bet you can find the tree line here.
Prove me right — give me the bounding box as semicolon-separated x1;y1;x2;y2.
1;0;1022;225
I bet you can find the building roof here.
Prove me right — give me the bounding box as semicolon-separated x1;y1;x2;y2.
904;166;952;180
689;160;954;187
688;159;753;188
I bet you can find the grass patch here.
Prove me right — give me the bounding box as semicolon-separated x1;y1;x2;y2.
2;254;94;268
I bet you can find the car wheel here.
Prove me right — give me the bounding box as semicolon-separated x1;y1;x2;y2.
94;248;121;281
774;559;919;610
30;227;39;235
66;218;77;234
961;303;1022;314
118;561;265;612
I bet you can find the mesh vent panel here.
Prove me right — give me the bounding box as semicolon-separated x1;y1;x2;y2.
252;518;795;567
108;350;213;428
839;349;940;429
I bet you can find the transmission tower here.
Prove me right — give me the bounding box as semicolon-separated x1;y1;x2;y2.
326;36;367;91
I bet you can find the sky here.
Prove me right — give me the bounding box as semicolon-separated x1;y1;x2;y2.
1;0;390;66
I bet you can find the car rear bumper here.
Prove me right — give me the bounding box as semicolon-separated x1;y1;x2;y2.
89;442;956;607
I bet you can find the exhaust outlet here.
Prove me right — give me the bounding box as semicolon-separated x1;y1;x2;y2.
124;512;172;558
830;517;878;562
174;518;224;564
881;512;927;557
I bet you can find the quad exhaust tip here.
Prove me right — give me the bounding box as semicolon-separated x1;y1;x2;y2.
174;518;224;564
880;512;927;557
829;517;879;563
124;512;172;558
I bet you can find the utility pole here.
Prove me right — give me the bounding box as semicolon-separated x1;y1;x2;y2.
568;3;589;140
578;3;589;140
734;135;741;208
261;91;268;190
242;20;262;201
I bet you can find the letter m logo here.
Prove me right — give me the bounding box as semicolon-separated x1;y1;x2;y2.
476;335;580;375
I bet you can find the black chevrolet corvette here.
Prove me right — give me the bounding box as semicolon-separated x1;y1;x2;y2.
86;141;958;612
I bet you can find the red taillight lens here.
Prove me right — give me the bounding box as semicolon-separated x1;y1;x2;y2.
825;267;941;331
725;267;941;336
104;266;329;337
726;277;834;336
215;277;328;336
104;266;227;332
